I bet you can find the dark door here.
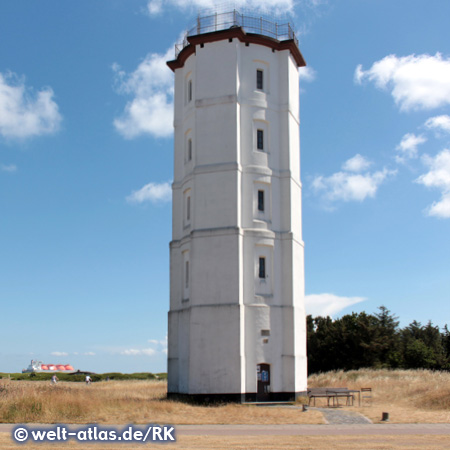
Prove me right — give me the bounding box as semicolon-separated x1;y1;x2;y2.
256;363;270;401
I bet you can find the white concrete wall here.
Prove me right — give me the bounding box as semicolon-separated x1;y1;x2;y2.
169;33;307;396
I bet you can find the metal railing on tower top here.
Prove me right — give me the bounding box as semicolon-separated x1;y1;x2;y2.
175;10;298;57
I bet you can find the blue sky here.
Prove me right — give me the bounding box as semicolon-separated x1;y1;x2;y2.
1;0;449;373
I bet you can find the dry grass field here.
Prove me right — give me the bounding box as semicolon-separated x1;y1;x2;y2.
1;370;450;449
1;369;449;426
308;368;450;424
0;379;322;425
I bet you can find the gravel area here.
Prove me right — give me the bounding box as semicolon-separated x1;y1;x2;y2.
314;407;373;425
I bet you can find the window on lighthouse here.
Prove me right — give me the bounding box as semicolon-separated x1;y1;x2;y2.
259;257;266;279
256;69;264;90
188;138;192;161
185;261;189;288
257;129;264;150
188;79;193;102
187;196;191;221
258;190;265;212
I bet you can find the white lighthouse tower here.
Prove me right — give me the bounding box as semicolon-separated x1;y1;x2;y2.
167;9;307;402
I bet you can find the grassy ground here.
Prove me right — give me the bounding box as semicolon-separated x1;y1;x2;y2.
2;370;450;449
308;368;450;424
0;379;321;425
1;369;449;425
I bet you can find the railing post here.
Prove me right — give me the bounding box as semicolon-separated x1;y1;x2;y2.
197;15;200;34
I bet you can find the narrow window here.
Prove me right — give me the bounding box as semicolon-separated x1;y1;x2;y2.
257;129;264;150
187;196;191;221
185;261;189;288
258;190;265;212
188;79;192;102
256;69;263;90
259;257;266;279
188;139;192;161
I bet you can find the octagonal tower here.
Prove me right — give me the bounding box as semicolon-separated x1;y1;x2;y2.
167;9;307;402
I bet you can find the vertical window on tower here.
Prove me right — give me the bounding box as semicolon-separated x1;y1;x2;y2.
188;79;193;102
185;261;189;288
259;257;266;279
187;196;191;221
256;69;263;90
188;138;192;161
257;129;264;150
258;190;265;212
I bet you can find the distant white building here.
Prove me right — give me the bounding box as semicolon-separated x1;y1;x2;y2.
167;10;307;402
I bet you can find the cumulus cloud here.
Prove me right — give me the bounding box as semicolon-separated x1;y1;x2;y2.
395;133;427;164
0;72;61;139
305;293;366;317
148;336;168;355
126;181;172;204
113;47;174;139
147;0;296;16
51;351;69;357
415;149;450;218
299;66;316;91
311;155;396;206
425;115;450;134
1;163;17;173
355;53;450;112
341;154;372;172
118;336;167;357
121;348;156;356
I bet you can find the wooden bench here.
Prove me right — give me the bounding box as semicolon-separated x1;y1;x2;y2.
307;387;355;407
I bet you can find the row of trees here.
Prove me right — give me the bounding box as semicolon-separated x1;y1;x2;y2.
307;307;450;374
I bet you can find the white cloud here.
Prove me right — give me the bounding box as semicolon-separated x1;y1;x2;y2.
147;0;163;14
51;351;69;357
126;181;172;204
299;66;316;83
425;115;450;134
355;53;450;112
0;72;61;139
312;155;396;205
1;163;17;173
148;336;168;355
415;149;450;218
84;352;96;356
121;348;156;356
113;48;174;139
147;0;296;16
395;133;427;164
305;293;366;317
341;154;372;172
